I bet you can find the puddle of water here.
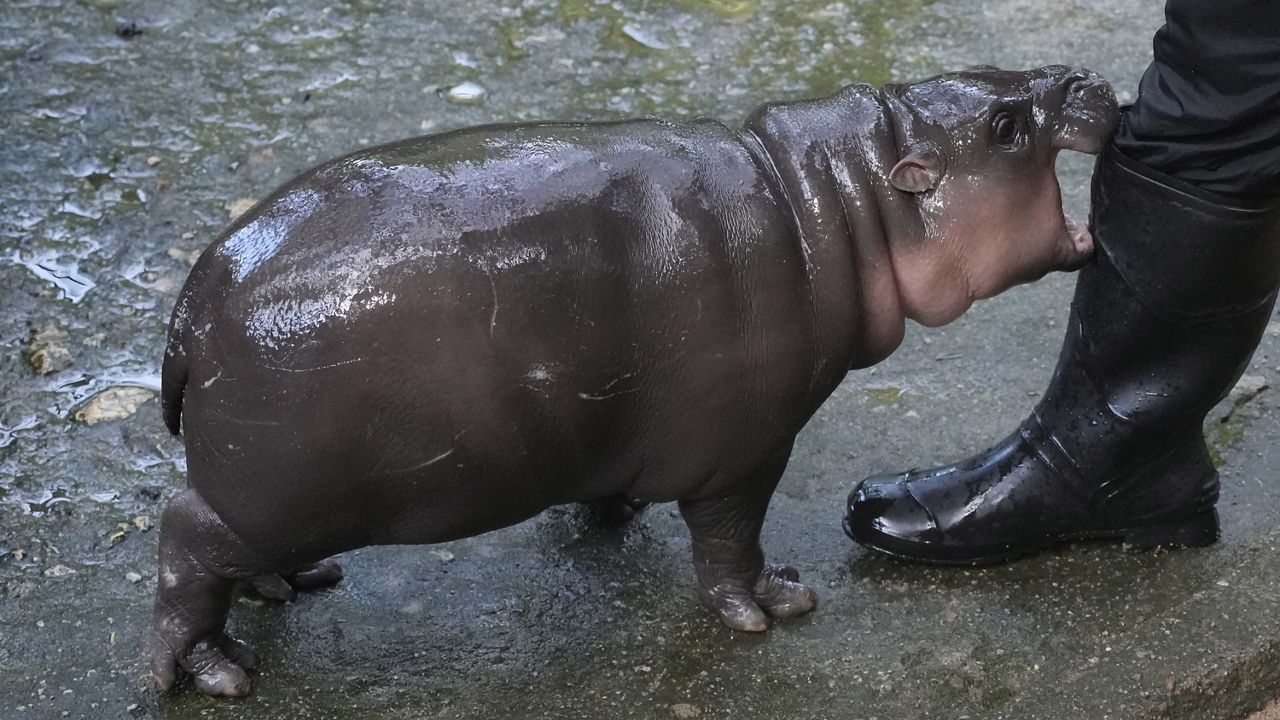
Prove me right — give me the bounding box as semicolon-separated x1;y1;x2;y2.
132;454;187;475
6;251;96;302
0;417;40;450
16;487;124;515
24;487;73;515
45;371;162;420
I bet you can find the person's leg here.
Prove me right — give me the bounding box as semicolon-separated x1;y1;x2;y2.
844;0;1280;564
1117;0;1280;202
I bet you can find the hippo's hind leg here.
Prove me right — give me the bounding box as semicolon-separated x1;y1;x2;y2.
147;489;273;697
242;558;344;602
678;446;817;632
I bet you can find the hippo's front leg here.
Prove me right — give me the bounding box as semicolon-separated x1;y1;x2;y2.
678;445;817;632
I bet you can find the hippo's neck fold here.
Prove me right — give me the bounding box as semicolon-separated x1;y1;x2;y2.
741;85;924;371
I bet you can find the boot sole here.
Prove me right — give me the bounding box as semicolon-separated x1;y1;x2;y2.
842;508;1220;567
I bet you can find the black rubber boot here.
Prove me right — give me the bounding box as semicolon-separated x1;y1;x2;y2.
844;148;1280;565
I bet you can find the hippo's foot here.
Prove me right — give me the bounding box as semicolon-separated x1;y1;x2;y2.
697;563;818;632
148;489;272;697
584;494;651;526
677;445;817;632
147;629;257;698
242;557;344;602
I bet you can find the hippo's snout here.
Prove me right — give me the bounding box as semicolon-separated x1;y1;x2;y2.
1050;68;1119;154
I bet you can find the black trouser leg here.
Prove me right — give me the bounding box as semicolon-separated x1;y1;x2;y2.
1116;0;1280;202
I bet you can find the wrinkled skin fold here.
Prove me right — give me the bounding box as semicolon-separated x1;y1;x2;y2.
150;64;1118;696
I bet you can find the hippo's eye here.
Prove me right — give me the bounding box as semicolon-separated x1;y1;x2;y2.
991;111;1019;145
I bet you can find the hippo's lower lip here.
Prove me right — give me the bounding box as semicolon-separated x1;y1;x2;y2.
1060;215;1094;270
1065;215;1093;253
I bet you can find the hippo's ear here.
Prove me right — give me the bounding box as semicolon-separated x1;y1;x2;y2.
889;148;944;193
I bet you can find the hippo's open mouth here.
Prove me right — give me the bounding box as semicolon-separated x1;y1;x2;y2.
1052;148;1096;273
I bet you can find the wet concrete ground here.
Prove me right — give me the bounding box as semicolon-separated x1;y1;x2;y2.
5;0;1280;718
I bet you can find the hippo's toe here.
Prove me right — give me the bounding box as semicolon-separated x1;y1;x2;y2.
243;557;345;601
287;557;345;590
753;564;818;619
584;494;651;526
700;584;772;633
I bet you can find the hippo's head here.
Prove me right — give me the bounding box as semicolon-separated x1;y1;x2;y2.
879;65;1118;326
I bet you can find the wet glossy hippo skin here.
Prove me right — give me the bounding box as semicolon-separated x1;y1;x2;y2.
148;65;1117;696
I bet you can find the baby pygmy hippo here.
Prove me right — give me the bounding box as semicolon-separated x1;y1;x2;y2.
149;65;1117;696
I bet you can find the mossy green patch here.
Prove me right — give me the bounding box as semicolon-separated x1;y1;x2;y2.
866;386;903;405
1208;416;1246;468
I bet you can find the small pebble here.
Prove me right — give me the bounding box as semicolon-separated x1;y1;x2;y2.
146;156;161;166
167;247;200;266
24;325;73;375
114;20;144;39
226;197;258;219
74;387;154;425
125;571;142;583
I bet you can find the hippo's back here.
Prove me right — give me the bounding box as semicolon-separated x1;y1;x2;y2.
180;119;771;365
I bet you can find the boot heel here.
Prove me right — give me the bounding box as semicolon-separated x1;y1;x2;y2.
1122;509;1220;552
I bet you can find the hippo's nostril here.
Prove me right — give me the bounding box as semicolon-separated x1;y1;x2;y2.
1063;75;1092;95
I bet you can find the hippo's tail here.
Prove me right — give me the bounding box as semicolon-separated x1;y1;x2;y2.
161;297;191;436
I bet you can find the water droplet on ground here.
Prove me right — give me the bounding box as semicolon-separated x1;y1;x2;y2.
620;23;672;49
443;81;488;105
